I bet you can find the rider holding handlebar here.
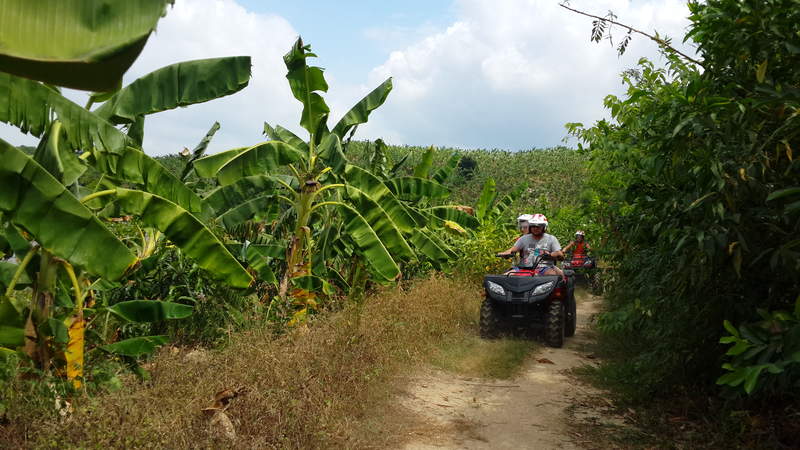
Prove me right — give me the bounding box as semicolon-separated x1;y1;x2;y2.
497;213;564;276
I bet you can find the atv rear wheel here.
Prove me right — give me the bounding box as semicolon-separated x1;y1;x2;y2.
565;295;577;337
545;301;565;347
480;297;501;339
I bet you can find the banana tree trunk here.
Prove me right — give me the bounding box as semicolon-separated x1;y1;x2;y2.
279;179;320;299
26;249;59;370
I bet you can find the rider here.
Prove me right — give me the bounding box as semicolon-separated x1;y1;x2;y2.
498;213;564;275
563;230;591;267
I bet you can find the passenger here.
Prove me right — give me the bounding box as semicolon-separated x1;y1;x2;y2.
563;230;592;267
498;213;564;276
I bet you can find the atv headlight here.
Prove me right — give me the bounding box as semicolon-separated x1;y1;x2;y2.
532;281;555;296
486;281;505;296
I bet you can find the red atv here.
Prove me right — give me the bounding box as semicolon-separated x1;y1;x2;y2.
481;253;576;347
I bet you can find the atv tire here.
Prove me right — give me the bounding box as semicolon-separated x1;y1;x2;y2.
480;297;501;339
565;295;577;337
545;301;565;348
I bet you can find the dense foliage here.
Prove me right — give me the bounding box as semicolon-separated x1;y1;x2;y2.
569;0;800;402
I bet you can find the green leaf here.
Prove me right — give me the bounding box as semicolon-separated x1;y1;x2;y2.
108;300;193;323
343;186;414;260
413;146;435;179
114;188;253;288
284;38;330;136
0;140;136;280
476;178;498;222
101;335;169;357
93;57;252;124
180;122;220;181
343;165;418;233
432;153;461;184
427;206;480;230
766;187;800;202
330;202;400;281
0;262;30;291
0;0;170;91
203;175;288;216
317;133;347;174
388;177;451;201
32;121;86;186
193;146;250;178
409;229;452;264
218;196;283;230
45;318;69;344
722;320;740;338
263;123;309;153
755;60;768;83
216;141;306;186
331;78;393;139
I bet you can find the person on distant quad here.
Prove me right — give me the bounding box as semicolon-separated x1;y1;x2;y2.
498;213;564;275
563;230;592;268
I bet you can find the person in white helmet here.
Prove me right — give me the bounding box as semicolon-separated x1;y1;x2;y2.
498;213;564;275
563;230;592;267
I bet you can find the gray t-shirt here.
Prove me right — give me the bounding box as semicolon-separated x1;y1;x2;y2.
513;233;561;267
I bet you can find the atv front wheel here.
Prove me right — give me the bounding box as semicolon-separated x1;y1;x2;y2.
480;297;501;339
545;301;565;347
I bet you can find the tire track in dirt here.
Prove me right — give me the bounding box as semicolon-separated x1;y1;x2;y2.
397;292;628;449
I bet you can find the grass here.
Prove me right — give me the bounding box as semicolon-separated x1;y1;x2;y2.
0;274;537;449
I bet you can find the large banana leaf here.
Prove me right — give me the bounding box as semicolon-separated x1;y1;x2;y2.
413;146;435;179
343;186;414;259
476;178;499;222
193;146;250;178
329;203;400;282
317;133;347;174
263;122;309;153
203;175;289;216
432;153;461;184
0;295;25;347
94;57;251;124
426;206;480;230
343;165;417;233
108;300;193;322
216;141;305;186
388;177;451;201
113;188;253;288
408;229;452;264
0;140;136;280
283;37;330;136
218;196;283;230
331;78;393;139
0;0;170;91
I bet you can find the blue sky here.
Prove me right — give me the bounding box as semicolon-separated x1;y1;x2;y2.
0;0;697;154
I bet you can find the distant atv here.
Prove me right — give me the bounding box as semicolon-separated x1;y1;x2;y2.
562;254;600;295
481;253;576;347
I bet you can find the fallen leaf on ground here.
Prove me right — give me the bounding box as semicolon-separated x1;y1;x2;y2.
536;358;555;364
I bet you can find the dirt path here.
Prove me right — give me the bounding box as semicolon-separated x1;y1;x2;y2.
397;292;626;449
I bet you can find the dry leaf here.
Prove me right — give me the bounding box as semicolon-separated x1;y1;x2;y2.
536;358;555;364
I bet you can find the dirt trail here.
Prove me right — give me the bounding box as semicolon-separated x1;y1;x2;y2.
397;292;626;449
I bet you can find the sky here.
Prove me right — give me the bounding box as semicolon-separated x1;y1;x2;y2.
0;0;698;155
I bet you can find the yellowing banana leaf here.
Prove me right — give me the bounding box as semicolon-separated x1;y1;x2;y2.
33;121;86;186
0;72;130;155
284;37;330;136
0;0;170;91
108;300;192;322
343;165;417;233
113;188;253;288
64;314;84;388
263;122;309;153
216;141;305;186
413;146;435;179
94;146;204;214
100;335;168;357
388;177;451;201
193;146;250;178
426;206;480;230
94;57;252;124
0;140;136;280
218;196;282;230
203;175;292;216
343;186;414;260
331;78;393;139
330;202;400;282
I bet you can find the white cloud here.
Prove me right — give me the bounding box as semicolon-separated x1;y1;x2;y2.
349;0;697;150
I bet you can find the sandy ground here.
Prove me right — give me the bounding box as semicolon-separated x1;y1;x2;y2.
396;291;629;450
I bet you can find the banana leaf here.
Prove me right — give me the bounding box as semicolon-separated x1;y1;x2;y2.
0;140;137;280
180;122;220;181
263;122;309;153
0;0;170;91
108;300;193;322
388;177;450;201
413;146;435;179
432;153;461;184
408;229;451;265
216;141;305;186
476;178;498;222
0;295;25;347
218;196;283;230
203;175;291;216
343;165;417;233
284;37;330;136
343;186;414;259
0;262;30;291
113;188;253;288
193;146;250;178
331;78;393;139
426;206;480;230
33;121;86;186
317;133;347;174
94;57;251;124
100;335;168;357
330;202;400;282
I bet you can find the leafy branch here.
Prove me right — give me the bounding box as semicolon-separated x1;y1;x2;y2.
559;2;705;68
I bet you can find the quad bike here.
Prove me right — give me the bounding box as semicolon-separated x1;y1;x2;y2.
481;253;576;347
562;254;601;295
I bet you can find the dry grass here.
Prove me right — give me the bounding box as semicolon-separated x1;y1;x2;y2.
0;275;496;449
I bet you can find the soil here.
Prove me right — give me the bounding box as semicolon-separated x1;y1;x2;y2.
394;291;632;449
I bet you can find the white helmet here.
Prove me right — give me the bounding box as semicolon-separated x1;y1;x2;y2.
575;230;585;237
529;213;548;231
517;214;533;231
